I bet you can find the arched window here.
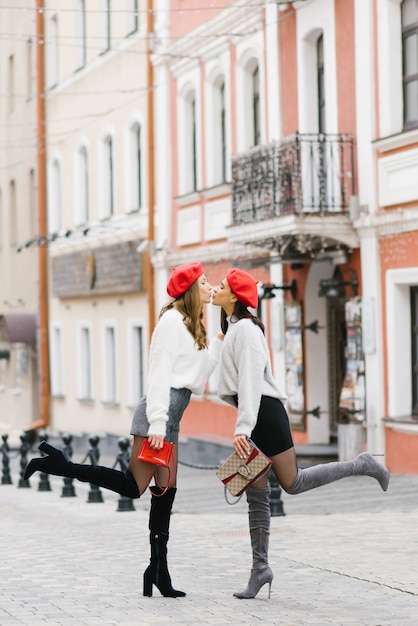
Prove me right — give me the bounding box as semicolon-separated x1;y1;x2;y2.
184;90;198;193
317;33;326;133
128;122;142;211
241;58;261;149
211;76;228;185
75;0;86;70
48;158;62;234
101;134;115;218
100;0;111;53
252;65;260;147
402;0;418;129
9;180;17;246
76;145;89;224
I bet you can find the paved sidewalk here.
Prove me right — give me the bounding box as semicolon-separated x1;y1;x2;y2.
1;464;418;626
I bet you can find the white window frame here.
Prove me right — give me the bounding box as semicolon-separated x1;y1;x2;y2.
77;322;93;401
125;116;144;212
206;67;230;187
49;322;64;396
296;2;338;134
177;70;201;196
235;46;264;152
101;321;118;404
127;319;146;407
386;267;418;417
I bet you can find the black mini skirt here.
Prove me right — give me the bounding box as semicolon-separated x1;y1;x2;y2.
233;394;294;457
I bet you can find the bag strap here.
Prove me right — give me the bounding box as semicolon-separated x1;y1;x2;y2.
224;485;243;506
147;444;174;497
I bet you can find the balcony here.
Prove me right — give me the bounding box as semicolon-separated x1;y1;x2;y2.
229;133;359;261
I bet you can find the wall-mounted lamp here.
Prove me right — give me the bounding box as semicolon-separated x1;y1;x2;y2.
299;320;324;334
259;279;297;301
318;268;358;298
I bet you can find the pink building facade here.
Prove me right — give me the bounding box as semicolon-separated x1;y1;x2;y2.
152;0;418;473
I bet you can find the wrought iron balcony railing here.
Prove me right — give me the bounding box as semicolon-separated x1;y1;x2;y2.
231;133;356;224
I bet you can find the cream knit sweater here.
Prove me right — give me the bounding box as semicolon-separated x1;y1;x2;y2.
146;308;221;437
214;317;287;437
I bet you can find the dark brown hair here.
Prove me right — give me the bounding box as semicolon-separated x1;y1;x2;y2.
220;302;265;335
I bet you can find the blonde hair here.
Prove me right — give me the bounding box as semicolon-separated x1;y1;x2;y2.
160;279;207;350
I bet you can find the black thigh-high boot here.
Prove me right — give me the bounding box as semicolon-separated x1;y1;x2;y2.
24;441;140;499
143;486;186;597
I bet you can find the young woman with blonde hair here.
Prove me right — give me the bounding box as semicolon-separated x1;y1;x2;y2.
25;262;220;598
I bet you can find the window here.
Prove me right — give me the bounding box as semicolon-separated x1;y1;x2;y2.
9;180;17;247
212;78;227;185
76;0;87;70
50;324;64;396
101;135;115;218
402;0;418;129
48;158;62;233
127;0;139;35
241;58;261;150
78;325;92;400
27;38;35;99
252;66;260;147
102;324;117;403
76;145;89;224
8;55;14;113
184;91;198;193
100;0;111;53
128;322;144;406
411;286;418;414
48;15;59;87
317;34;326;133
128;123;142;211
29;168;37;240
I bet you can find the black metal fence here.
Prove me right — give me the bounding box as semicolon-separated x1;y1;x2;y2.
232;132;356;224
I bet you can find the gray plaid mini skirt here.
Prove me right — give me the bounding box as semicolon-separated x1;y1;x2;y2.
130;387;192;444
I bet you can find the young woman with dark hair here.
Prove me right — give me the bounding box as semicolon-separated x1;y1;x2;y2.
211;268;389;600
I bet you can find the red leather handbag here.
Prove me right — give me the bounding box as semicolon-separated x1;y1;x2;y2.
137;438;174;495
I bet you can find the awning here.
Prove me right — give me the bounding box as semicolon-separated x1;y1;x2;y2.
0;314;37;344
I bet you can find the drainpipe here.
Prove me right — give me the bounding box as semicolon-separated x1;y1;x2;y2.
31;0;50;430
146;0;156;341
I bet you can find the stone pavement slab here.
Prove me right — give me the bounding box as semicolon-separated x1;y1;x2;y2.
1;467;418;625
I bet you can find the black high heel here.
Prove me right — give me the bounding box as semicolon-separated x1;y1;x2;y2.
24;442;68;480
143;562;186;597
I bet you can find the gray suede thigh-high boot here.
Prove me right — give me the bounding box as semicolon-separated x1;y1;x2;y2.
24;441;140;499
233;487;273;599
286;452;390;495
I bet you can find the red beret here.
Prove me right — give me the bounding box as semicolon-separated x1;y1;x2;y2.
226;268;258;308
166;262;204;298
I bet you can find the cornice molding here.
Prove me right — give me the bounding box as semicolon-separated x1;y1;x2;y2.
354;207;418;238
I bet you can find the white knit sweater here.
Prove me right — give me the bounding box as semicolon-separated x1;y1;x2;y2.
146;308;221;437
214;317;287;437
